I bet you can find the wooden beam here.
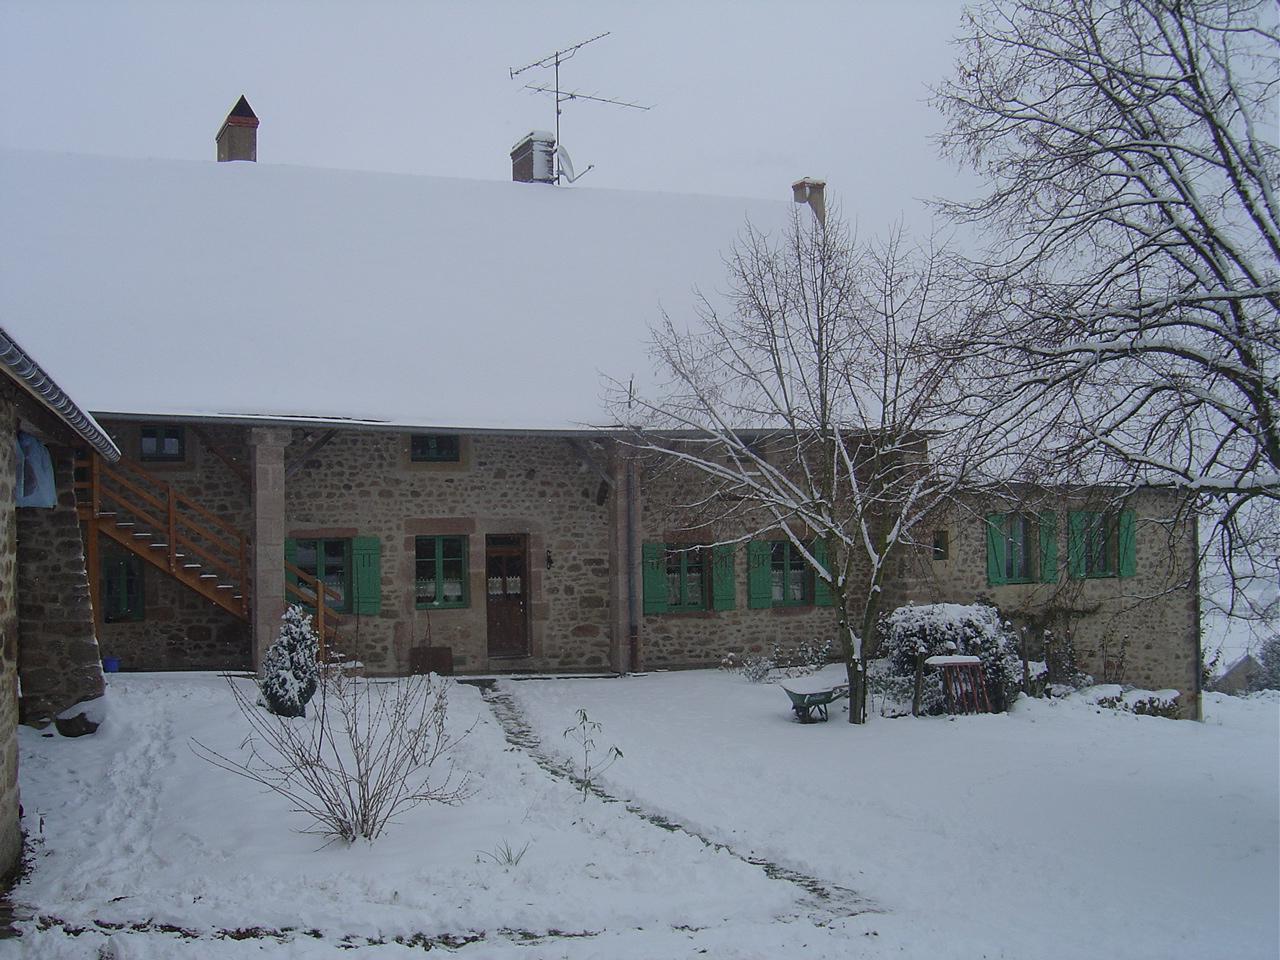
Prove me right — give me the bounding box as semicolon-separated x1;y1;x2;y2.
566;438;614;488
190;424;251;488
285;430;337;479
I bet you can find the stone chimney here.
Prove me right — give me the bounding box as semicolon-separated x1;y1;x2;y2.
511;131;556;184
791;178;827;227
216;96;259;162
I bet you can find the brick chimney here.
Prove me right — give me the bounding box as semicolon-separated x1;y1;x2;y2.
511;131;556;184
216;96;259;162
791;178;827;227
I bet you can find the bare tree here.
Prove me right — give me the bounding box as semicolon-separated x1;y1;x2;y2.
935;0;1280;611
193;671;472;843
616;210;1006;723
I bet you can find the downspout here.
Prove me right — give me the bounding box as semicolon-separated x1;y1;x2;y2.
625;457;640;673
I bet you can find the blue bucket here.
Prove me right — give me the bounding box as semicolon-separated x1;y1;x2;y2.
102;657;121;673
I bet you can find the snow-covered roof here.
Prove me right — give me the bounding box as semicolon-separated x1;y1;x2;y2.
0;149;789;431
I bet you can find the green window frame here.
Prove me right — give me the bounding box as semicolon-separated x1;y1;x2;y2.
140;425;185;462
291;537;353;613
101;549;144;623
986;512;1058;586
747;538;834;609
1068;511;1136;579
768;540;812;606
410;435;461;463
642;542;735;614
415;535;469;608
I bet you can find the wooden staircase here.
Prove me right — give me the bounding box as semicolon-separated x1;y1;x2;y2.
75;450;346;660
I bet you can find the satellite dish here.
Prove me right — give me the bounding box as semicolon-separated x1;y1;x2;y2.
556;144;594;184
557;145;575;182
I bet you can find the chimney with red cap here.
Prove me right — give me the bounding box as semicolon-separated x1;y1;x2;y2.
216;96;259;162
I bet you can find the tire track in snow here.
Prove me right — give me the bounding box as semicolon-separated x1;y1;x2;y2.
481;686;881;923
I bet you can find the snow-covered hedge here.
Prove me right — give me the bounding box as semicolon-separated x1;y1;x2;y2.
878;602;1023;714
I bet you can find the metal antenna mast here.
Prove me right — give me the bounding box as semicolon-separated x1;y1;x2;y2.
509;31;651;181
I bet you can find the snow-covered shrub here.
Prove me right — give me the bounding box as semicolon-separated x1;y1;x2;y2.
1089;685;1181;719
774;638;834;678
878;602;1023;714
740;654;776;683
196;671;471;843
1249;634;1280;692
259;605;320;718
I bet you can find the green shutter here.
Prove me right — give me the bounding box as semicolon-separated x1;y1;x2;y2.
1118;510;1136;578
284;537;298;604
711;544;736;611
642;542;668;615
747;540;772;609
812;539;834;607
1038;511;1058;583
985;514;1007;585
351;536;382;615
1068;512;1087;579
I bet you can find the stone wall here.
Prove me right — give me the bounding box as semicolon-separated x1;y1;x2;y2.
890;488;1201;714
93;420;251;670
95;569;251;671
16;447;106;723
636;453;844;668
285;431;616;674
0;398;22;877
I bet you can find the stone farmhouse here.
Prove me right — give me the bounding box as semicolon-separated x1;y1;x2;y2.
1;329;121;879
1;101;1201;727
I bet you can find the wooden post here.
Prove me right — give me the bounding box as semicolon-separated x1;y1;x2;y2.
85;514;102;635
166;484;177;573
238;535;248;617
912;651;925;717
314;585;326;662
90;449;101;517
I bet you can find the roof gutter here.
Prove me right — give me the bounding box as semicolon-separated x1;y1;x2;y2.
0;326;120;462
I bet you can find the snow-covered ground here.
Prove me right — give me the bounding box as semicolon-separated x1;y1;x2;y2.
9;671;1278;958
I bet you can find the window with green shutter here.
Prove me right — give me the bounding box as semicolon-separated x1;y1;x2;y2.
641;543;715;614
291;537;353;613
101;549;144;623
711;544;736;611
986;512;1058;585
410;435;461;462
745;539;831;608
415;536;468;609
1068;511;1135;579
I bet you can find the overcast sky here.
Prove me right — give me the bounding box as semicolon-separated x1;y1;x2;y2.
1;0;976;238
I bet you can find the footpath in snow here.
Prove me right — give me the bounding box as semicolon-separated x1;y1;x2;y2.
7;670;1278;958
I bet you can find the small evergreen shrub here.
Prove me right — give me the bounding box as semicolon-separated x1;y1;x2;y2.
259;605;320;718
879;602;1023;714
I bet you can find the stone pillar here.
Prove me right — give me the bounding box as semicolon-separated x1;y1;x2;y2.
0;399;22;877
250;427;291;669
607;442;642;674
16;446;105;729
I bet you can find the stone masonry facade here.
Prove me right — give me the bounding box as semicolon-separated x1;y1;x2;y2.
0;397;21;877
890;487;1200;716
93;419;251;670
86;420;1202;711
16;447;106;723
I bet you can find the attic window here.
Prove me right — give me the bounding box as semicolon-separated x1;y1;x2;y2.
410;435;461;463
140;426;185;462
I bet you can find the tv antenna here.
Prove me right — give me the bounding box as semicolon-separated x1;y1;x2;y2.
509;31;651;183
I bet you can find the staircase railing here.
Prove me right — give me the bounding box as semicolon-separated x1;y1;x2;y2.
284;562;345;662
76;449;347;662
75;450;249;617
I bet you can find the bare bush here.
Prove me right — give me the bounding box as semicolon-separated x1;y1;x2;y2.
193;671;472;843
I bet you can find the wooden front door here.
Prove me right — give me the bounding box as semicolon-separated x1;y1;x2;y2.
486;534;529;658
